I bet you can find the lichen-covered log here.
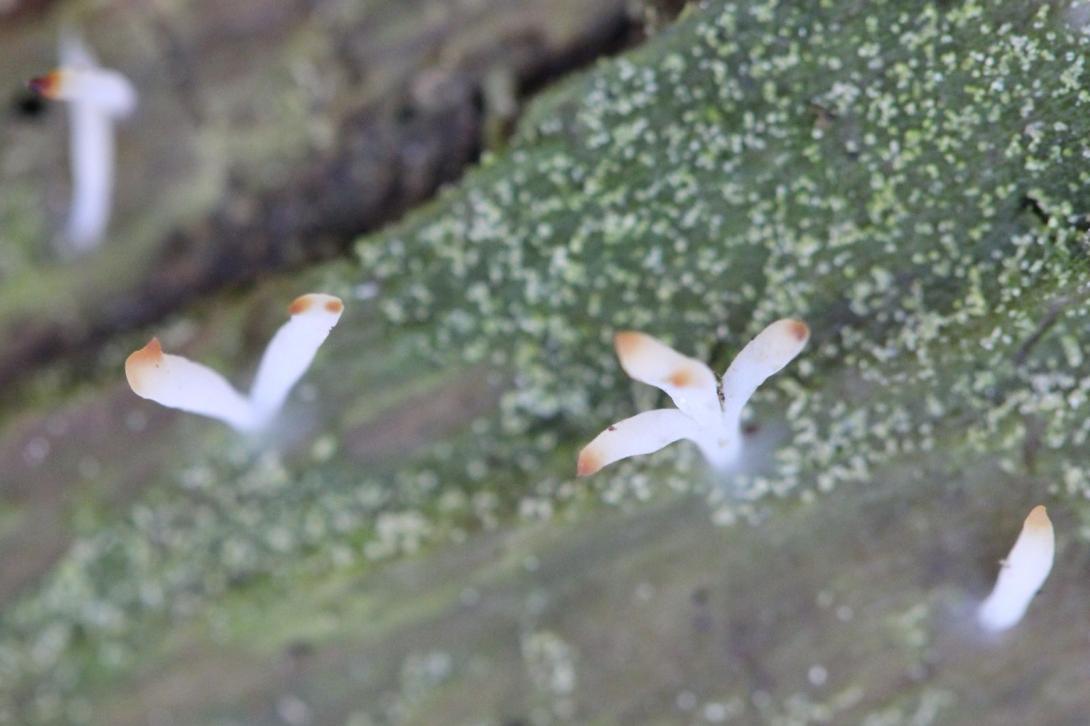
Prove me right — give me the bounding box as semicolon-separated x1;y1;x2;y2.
3;0;1090;724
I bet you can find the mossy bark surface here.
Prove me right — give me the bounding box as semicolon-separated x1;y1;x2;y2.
3;0;1090;724
0;0;633;391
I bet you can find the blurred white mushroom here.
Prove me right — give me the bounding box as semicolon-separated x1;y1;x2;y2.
28;32;136;253
577;319;809;476
978;505;1055;632
125;293;345;433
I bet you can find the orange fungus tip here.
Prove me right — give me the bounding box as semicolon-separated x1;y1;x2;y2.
669;367;696;387
788;320;810;341
124;337;164;394
576;448;601;477
288;293;344;316
27;71;61;98
288;296;312;315
614;329;636;348
1026;505;1051;531
133;337;163;362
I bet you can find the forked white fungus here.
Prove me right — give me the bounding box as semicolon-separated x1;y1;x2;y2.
125;293;344;433
977;505;1055;632
577;319;809;476
28;32;137;252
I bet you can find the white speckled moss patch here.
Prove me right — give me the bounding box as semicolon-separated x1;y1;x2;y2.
5;1;1090;722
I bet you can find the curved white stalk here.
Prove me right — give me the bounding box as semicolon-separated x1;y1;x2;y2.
978;505;1055;632
63;96;114;251
125;338;258;432
125;293;344;433
613;331;721;428
720;319;810;427
578;409;711;477
249;294;345;426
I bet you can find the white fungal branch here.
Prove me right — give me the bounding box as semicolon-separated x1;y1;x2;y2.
125;293;345;433
29;66;137;116
577;319;809;476
978;505;1055;633
28;32;136;252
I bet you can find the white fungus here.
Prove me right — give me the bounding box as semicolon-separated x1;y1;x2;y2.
125;293;344;433
28;32;137;252
978;505;1055;632
577;319;809;476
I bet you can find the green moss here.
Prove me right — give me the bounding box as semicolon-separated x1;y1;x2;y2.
6;0;1090;723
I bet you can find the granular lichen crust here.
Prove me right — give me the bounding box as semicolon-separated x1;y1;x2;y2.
5;0;1090;723
361;0;1090;500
